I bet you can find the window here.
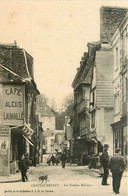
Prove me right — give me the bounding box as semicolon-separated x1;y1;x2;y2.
91;110;95;129
90;91;95;110
114;84;120;114
123;78;127;102
123;29;127;58
115;47;118;69
114;94;120;114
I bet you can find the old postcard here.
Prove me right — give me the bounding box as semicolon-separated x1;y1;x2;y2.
0;0;127;196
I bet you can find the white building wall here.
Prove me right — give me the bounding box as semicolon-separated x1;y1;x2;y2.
45;136;55;154
41;116;55;132
111;16;128;123
96;108;113;155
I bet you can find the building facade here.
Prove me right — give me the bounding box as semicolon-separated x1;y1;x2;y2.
71;6;128;160
111;11;128;160
0;43;40;175
36;104;56;154
89;43;114;155
71;51;97;162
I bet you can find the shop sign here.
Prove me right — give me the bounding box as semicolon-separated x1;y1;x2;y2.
0;126;10;176
3;85;24;125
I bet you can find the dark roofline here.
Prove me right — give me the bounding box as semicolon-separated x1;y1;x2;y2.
0;43;33;59
72;41;100;89
100;6;128;11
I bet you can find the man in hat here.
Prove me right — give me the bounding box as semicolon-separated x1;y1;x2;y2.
100;144;109;185
109;148;126;194
61;151;67;168
19;154;28;182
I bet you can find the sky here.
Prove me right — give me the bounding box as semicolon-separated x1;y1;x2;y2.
0;0;128;107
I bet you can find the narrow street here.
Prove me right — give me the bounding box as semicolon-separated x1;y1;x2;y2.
1;164;127;196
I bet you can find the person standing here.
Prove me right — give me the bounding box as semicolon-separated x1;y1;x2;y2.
82;153;86;166
25;153;30;170
19;154;28;182
51;154;55;165
47;155;51;166
61;151;67;168
100;144;109;185
55;154;59;165
109;148;126;194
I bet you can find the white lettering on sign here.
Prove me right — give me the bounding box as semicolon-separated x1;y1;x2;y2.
3;112;24;120
5;88;22;96
5;101;22;107
3;85;24;125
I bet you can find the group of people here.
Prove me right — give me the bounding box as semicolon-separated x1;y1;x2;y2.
19;146;126;194
100;144;126;194
47;152;67;168
47;154;60;166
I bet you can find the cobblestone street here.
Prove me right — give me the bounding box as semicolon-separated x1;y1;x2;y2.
0;164;127;196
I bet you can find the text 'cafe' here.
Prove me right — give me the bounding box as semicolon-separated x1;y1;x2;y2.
0;84;34;175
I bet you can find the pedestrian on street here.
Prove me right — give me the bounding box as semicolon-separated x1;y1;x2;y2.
98;152;104;177
100;144;109;186
61;151;67;168
51;154;55;165
55;154;59;165
109;148;126;194
25;153;30;170
19;154;28;182
47;155;51;166
82;153;86;166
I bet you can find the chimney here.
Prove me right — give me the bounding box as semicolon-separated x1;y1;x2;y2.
14;40;17;46
100;6;128;43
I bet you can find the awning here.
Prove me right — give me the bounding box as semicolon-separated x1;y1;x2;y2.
23;135;34;146
10;123;34;136
24;123;34;135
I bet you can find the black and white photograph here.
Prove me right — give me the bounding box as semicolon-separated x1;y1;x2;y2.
0;0;127;195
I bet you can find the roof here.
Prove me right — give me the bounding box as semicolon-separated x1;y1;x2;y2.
0;43;40;94
0;43;33;80
72;42;100;89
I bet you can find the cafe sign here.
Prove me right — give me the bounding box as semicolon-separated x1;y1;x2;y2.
3;85;24;125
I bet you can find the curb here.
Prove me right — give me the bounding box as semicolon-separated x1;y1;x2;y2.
0;164;40;183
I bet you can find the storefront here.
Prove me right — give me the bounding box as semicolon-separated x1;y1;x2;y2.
0;84;35;175
10;124;34;174
0;126;10;176
111;116;128;162
70;134;97;164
